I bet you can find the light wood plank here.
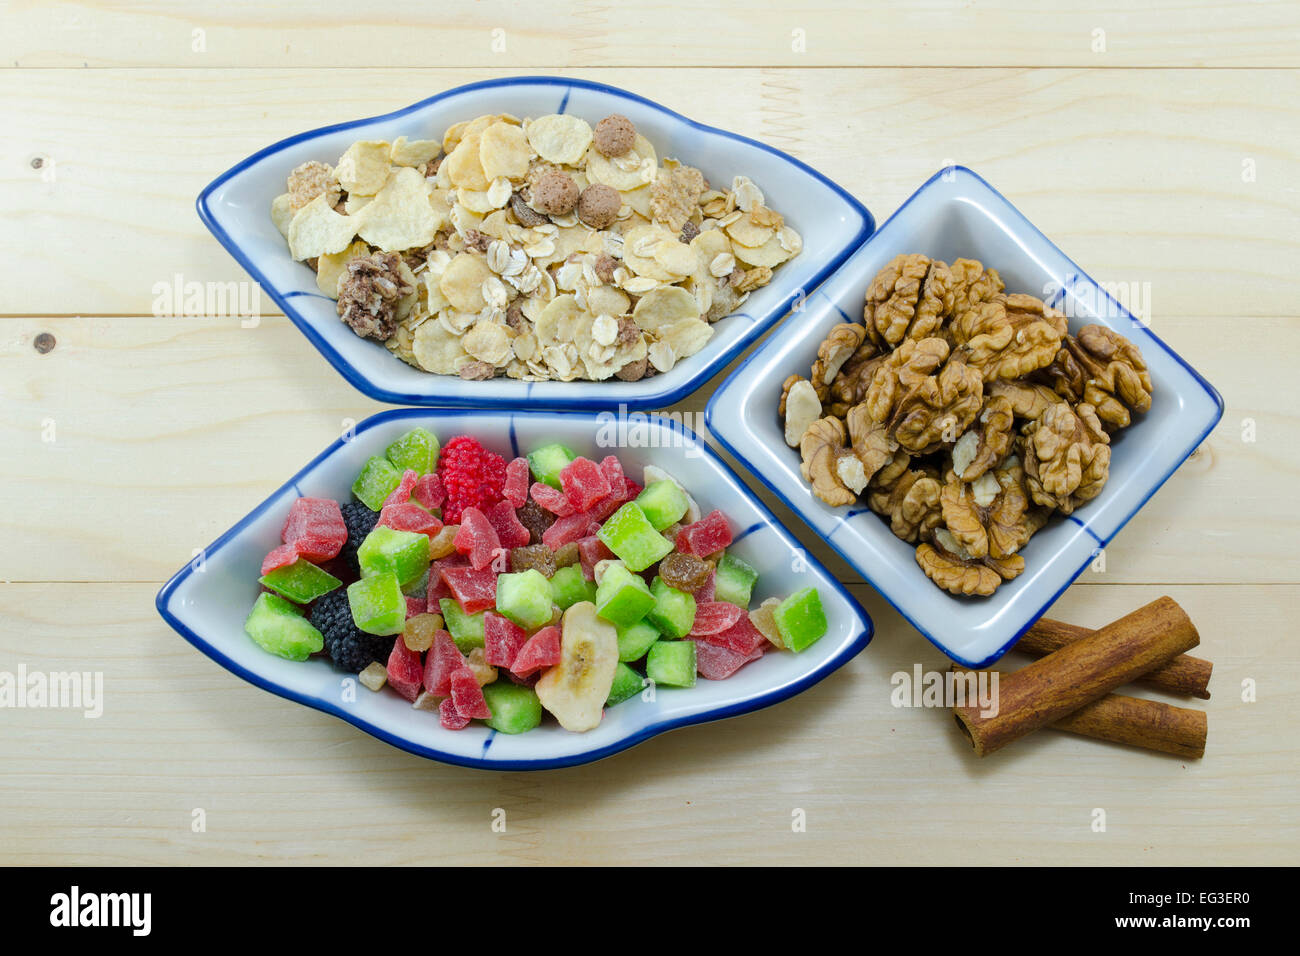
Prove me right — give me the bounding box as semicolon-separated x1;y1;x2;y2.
5;1;1299;68
0;313;1293;584
2;67;1297;317
0;581;1291;865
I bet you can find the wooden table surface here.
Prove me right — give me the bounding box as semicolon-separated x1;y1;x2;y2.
2;1;1297;866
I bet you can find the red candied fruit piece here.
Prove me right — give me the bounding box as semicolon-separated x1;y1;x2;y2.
511;626;562;679
260;543;300;576
675;509;733;558
575;456;633;523
703;614;767;656
483;612;528;669
386;639;424;702
281;497;347;563
560;457;612;512
411;472;445;510
695;570;716;603
691;601;746;637
383;469;419;509
453;506;502;571
484;498;530;550
441;566;498;614
405;596;425;620
542;512;600;552
577;535;615;581
423;629;464;697
503;457;530;508
438;436;506;525
598;455;625;493
439;697;471;730
693;639;765;681
530;481;575;517
449;666;491;720
426;554;468;608
378;501;444;538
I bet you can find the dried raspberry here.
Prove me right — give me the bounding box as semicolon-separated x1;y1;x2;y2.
437;435;507;525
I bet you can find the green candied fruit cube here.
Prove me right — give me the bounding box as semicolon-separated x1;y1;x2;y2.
357;526;430;587
774;587;828;653
616;618;661;662
550;564;596;610
244;592;324;661
646;576;696;639
258;559;341;605
714;552;759;607
347;572;406;636
385;427;440;476
352;455;403;511
527;442;578;490
438;598;486;652
646;640;696;689
483;682;543;734
606;662;645;707
597;503;673;573
635;480;690;531
495;569;553;631
594;563;655;627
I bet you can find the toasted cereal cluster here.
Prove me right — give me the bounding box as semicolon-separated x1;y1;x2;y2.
271;112;802;383
780;254;1153;597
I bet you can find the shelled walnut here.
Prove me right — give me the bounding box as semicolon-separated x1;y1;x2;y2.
779;252;1153;597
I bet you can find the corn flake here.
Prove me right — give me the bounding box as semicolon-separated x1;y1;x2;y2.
270;193;295;237
526;114;594;165
391;136;441;168
316;239;371;298
356;167;441;251
632;286;700;331
287;194;358;260
439;252;494;312
336;140;392;195
479;122;532;181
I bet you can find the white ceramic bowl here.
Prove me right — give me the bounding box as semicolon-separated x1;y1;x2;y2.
706;166;1223;667
197;76;873;410
155;409;873;769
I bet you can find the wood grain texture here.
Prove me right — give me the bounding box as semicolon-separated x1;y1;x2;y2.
1;2;1297;867
2;67;1297;316
5;1;1299;68
0;581;1292;866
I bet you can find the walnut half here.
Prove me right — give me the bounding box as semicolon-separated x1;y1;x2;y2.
1021;401;1111;515
916;531;1025;597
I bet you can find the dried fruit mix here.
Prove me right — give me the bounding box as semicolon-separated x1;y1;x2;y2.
241;427;829;734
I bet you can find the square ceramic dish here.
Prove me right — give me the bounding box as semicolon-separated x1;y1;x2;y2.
155;409;873;770
706;166;1223;667
197;76;873;410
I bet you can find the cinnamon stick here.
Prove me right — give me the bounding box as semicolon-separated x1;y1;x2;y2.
953;666;1207;758
1016;617;1212;699
952;596;1199;756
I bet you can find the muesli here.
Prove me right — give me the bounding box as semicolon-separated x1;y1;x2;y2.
271;112;802;383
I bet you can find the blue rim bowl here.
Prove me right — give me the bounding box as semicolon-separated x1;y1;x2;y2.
197;76;874;410
156;408;874;770
706;166;1223;668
